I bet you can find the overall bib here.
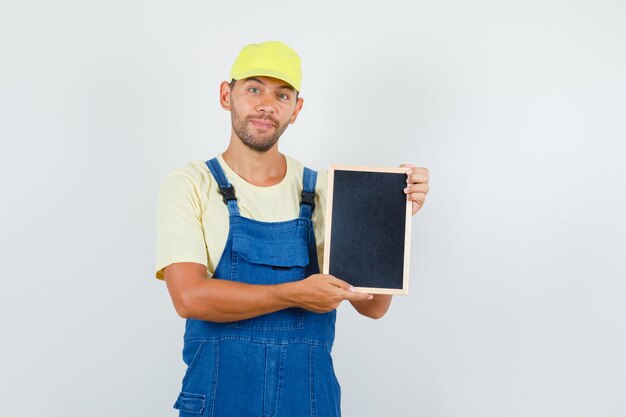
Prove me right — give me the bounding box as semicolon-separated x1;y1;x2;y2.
173;158;341;417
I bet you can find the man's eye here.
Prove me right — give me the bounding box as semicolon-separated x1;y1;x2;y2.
248;87;260;94
278;93;289;100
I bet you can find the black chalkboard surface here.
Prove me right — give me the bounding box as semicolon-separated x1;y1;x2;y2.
323;165;412;295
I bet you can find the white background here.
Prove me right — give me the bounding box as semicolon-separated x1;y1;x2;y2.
1;1;625;416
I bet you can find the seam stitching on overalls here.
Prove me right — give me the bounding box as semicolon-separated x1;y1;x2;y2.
208;341;219;417
183;336;328;346
275;344;287;417
262;344;268;417
310;344;317;417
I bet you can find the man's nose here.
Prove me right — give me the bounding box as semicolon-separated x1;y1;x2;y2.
256;93;276;113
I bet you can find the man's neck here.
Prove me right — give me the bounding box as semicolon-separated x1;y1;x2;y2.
221;138;287;187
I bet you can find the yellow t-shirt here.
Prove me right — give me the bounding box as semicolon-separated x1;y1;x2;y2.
155;153;327;280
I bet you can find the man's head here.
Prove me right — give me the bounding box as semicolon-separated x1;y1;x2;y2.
220;41;304;153
230;41;302;92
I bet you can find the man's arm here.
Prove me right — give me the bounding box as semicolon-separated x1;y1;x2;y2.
350;295;393;319
164;262;373;322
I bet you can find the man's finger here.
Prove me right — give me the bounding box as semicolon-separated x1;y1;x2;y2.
411;200;421;215
404;183;429;194
406;172;430;184
326;275;351;291
344;290;374;302
410;167;429;175
408;192;426;206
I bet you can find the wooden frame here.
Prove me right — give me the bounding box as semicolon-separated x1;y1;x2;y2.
323;165;412;295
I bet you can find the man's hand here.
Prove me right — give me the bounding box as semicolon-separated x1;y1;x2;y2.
288;274;373;313
401;164;430;215
164;263;372;321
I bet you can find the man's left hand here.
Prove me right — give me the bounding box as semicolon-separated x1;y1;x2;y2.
401;164;430;215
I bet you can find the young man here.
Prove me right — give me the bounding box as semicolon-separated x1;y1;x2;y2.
156;41;430;417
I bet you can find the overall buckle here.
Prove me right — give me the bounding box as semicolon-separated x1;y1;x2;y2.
219;185;237;205
300;190;315;212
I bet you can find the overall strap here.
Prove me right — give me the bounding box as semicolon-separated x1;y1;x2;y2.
205;158;240;216
299;167;317;220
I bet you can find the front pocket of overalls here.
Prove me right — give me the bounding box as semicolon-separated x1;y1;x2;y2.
229;233;309;331
231;233;310;281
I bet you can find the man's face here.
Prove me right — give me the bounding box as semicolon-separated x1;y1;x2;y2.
224;76;303;153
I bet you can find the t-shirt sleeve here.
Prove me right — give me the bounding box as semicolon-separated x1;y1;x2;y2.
155;171;208;280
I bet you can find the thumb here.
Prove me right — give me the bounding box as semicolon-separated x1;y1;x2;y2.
344;290;374;301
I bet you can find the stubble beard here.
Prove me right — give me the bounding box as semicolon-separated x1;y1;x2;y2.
231;105;290;153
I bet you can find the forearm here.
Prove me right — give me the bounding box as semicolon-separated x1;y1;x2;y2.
164;263;373;322
350;294;393;319
170;276;298;322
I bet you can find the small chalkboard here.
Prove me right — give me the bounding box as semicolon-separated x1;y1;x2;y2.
323;165;412;295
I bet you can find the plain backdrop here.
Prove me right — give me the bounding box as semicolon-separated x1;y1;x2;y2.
1;1;625;416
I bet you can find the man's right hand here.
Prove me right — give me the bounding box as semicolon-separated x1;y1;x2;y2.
286;273;373;313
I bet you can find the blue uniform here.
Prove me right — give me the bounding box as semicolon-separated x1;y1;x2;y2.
173;157;341;417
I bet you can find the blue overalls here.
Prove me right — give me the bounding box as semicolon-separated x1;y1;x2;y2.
173;158;341;417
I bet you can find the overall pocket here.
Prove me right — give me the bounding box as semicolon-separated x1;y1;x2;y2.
231;233;310;283
229;232;309;331
174;340;218;416
173;391;206;416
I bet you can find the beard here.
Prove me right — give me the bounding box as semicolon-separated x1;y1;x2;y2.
230;104;290;153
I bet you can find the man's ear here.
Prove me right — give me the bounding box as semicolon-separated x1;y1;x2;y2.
219;81;232;111
289;97;304;124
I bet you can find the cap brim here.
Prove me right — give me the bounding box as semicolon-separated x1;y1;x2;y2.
231;68;300;92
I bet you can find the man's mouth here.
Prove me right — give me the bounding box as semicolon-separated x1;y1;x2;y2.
249;118;276;129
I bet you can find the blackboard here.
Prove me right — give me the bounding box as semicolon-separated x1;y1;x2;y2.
322;165;412;295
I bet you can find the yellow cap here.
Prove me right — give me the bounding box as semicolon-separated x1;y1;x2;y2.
230;41;302;91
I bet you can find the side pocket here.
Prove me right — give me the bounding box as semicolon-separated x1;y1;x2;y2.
173;391;206;415
177;340;218;416
182;341;206;376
